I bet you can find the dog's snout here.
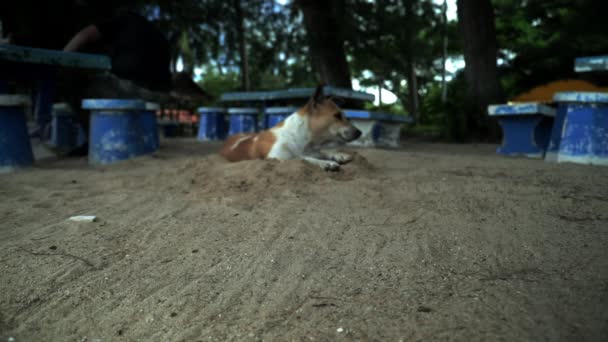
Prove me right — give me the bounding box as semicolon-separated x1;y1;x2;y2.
342;127;361;142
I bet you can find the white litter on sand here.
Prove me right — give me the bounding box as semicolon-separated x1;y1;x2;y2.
68;215;97;222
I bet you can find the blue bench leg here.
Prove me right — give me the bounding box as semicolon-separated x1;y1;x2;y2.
558;103;608;165
545;104;568;162
497;116;553;158
34;79;56;139
229;115;257;135
348;119;378;147
198;113;225;141
377;122;402;148
89;110;143;164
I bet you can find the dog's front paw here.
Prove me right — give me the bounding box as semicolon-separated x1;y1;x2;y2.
330;152;353;164
320;160;341;171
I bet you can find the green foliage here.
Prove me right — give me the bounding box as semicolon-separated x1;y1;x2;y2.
494;0;608;90
420;72;468;141
197;70;240;105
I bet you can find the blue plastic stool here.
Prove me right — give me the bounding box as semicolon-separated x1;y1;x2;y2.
197;107;227;140
228;108;259;135
487;103;555;158
82;99;145;165
551;92;608;166
141;103;160;154
264;107;297;129
0;95;33;172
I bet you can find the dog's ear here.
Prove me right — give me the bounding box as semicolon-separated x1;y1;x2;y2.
311;83;326;105
329;96;345;106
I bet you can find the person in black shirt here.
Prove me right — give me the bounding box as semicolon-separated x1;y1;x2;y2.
64;9;171;93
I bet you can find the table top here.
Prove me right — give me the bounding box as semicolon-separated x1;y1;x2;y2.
0;44;110;70
553;91;608;103
574;55;608;73
344;109;414;123
220;86;375;103
82;99;145;110
487;103;556;117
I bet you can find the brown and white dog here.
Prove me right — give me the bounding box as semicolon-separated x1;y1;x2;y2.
220;85;361;171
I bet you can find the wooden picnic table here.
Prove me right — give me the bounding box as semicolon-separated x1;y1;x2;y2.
219;86;375;106
0;44;110;135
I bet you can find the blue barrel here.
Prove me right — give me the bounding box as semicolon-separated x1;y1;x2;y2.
141;102;160;154
228;108;259;135
552;92;608;166
0;95;34;172
264;107;297;129
50;103;77;151
198;107;227;140
82;99;145;165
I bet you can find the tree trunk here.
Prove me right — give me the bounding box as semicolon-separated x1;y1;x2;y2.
441;0;448;103
378;79;383;105
402;0;419;121
234;0;250;91
457;0;504;141
298;0;352;88
406;59;419;121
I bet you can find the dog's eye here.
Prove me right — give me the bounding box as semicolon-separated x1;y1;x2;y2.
334;112;343;120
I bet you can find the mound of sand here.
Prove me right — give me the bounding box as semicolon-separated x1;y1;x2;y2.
180;151;375;208
512;79;608;103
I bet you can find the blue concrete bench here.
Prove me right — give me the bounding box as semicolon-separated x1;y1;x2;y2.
82;99;151;165
264;107;298;129
344;110;413;147
197;107;227;141
0;95;33;172
488;103;555;158
550;92;608;166
220;86;375;104
228;108;259;135
0;45;110;139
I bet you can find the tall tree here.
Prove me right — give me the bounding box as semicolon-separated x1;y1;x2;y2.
440;0;448;103
457;0;504;140
234;0;250;90
297;0;352;88
403;0;420;121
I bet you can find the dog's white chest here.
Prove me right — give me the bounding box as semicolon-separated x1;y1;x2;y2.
267;114;312;160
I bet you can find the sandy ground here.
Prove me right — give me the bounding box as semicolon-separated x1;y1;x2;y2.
1;138;607;341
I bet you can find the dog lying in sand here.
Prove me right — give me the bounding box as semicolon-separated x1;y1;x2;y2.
220;85;362;171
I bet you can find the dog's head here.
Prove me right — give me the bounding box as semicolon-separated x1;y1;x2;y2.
301;84;361;146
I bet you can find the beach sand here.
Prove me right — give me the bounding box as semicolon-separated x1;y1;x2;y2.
1;138;607;341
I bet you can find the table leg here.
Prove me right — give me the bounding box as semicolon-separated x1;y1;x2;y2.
34;79;56;139
497;116;551;158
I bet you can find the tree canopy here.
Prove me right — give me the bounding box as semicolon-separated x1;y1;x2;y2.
2;0;607;141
